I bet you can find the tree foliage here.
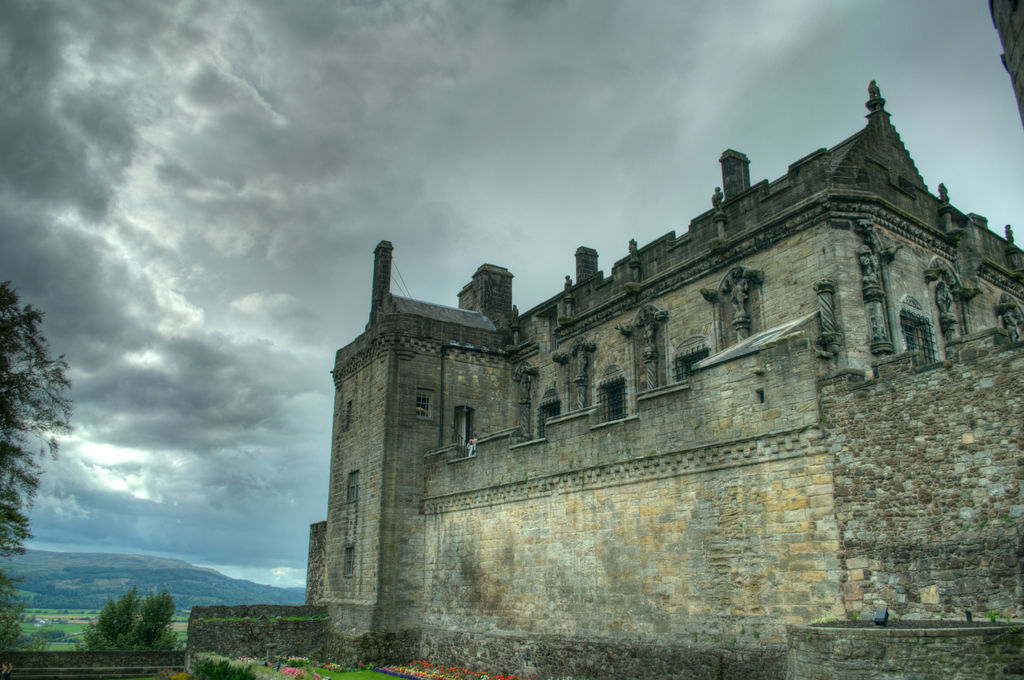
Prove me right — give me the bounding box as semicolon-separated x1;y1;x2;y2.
0;281;72;648
81;587;180;650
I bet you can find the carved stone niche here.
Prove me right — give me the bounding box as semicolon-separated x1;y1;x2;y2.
702;266;764;347
996;293;1024;343
924;258;963;343
513;363;539;439
625;305;669;391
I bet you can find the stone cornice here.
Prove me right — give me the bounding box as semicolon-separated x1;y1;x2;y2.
831;196;957;260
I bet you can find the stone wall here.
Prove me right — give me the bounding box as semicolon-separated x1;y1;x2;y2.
0;650;185;680
306;520;326;604
786;624;1024;679
822;330;1024;619
187;605;328;661
417;628;786;680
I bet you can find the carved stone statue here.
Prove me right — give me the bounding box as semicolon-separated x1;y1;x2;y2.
571;340;596;409
513;364;538;438
938;183;948;204
858;245;880;286
1006;225;1015;246
712;186;724;211
868;80;880;99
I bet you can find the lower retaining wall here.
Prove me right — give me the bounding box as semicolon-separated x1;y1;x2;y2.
0;650;186;680
187;605;329;661
323;627;785;680
786;623;1024;679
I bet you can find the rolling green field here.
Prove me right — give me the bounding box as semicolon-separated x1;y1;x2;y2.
19;608;189;649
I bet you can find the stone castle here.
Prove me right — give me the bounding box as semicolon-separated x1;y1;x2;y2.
304;83;1024;678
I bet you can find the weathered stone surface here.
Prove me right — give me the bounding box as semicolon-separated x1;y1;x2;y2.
303;84;1024;680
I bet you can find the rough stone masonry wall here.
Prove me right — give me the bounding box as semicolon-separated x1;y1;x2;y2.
786;624;1024;680
0;650;186;680
822;329;1024;620
187;605;328;661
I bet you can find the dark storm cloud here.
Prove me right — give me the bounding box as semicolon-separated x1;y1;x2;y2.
1;0;1020;586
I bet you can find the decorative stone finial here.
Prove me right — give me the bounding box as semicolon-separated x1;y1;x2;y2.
938;183;948;204
712;186;724;212
1006;225;1014;246
564;275;572;294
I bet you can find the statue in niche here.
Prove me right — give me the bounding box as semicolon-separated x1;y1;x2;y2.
717;266;762;343
571;339;596;409
712;186;724;212
1004;306;1023;343
858;245;880;287
634;306;668;390
935;281;958;342
997;294;1023;343
513;363;538;438
938;183;949;204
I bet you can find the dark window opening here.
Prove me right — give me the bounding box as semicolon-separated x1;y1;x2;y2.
599;379;626;422
347;470;359;503
756;389;765;403
537;400;561;439
900;312;937;364
345;400;353;430
673;346;710;382
344;546;355;577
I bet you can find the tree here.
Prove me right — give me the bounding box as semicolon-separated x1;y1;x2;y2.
81;587;180;650
0;281;72;648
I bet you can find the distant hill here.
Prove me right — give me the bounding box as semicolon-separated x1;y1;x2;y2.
2;550;305;610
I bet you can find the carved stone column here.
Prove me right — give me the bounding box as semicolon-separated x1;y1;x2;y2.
814;279;841;356
635;306;668;390
856;221;894;356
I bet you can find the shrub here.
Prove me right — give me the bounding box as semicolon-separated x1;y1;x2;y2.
194;658;257;680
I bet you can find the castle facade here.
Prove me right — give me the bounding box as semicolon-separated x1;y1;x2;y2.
306;84;1024;679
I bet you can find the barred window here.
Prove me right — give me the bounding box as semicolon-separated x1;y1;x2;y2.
900;311;937;363
415;389;432;419
347;470;359;503
599;378;626;422
537;400;561;439
344;546;355;577
673;346;709;381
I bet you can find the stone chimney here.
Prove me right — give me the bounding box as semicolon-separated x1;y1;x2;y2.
458;264;514;329
369;240;393;326
719;149;751;200
575;247;598;282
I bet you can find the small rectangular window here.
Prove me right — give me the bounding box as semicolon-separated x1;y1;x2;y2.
344;546;355;577
599;379;626;422
674;346;710;382
347;470;359;503
345;400;353;430
415;389;432;419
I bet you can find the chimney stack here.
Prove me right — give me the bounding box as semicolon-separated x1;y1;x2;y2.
369;240;393;326
458;264;514;329
719;149;751;200
575;247;598;282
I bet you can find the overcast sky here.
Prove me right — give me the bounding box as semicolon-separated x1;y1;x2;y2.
2;0;1021;589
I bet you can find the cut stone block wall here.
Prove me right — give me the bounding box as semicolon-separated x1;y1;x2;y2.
0;650;185;680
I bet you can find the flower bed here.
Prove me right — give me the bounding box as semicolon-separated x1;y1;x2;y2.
376;660;532;680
